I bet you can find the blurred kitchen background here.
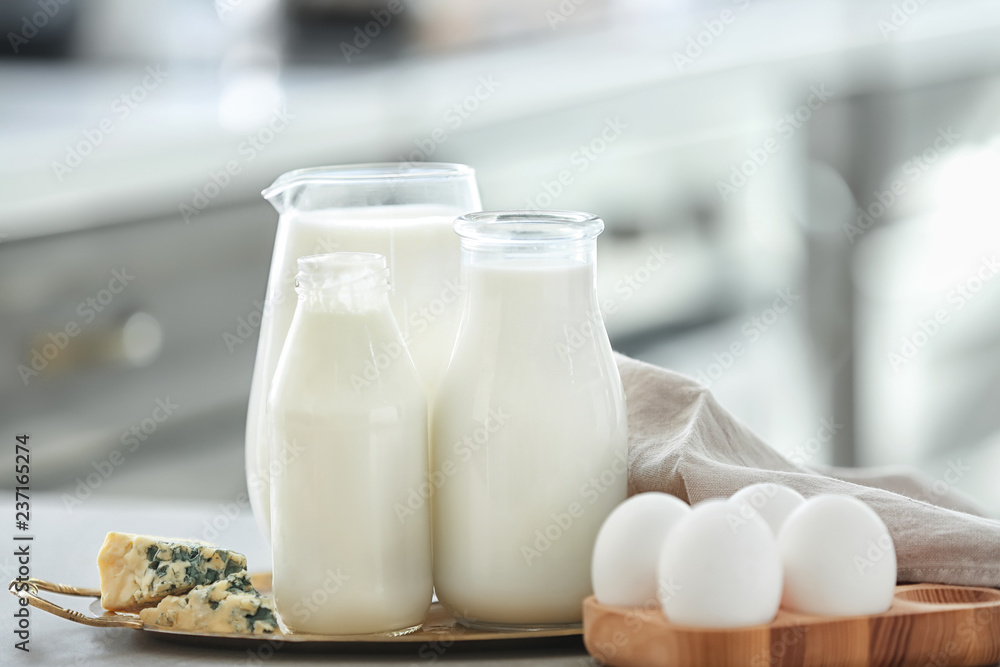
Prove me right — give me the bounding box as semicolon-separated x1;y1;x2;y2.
2;0;999;514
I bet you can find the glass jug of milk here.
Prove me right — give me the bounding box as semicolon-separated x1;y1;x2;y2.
268;252;432;636
248;164;481;542
432;211;628;630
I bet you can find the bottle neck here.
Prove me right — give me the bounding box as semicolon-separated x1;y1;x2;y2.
452;212;607;340
294;253;391;314
459;238;596;265
295;285;390;314
460;241;600;315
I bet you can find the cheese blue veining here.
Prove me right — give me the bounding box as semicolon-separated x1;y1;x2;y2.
98;532;247;611
139;572;277;634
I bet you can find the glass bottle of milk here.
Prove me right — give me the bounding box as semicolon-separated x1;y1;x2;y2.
268;252;432;636
432;211;628;630
248;164;481;542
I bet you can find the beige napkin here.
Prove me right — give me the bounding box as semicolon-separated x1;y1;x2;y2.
617;352;1000;588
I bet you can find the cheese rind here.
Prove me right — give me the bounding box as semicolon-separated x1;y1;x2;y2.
98;532;247;611
139;572;277;634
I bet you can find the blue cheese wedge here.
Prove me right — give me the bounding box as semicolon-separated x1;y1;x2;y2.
98;532;247;612
139;572;277;634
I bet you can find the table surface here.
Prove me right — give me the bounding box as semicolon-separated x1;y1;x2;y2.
0;494;592;666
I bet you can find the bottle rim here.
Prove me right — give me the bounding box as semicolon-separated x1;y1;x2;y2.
454;210;604;245
263;163;475;200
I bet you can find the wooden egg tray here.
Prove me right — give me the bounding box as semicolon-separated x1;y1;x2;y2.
583;584;1000;667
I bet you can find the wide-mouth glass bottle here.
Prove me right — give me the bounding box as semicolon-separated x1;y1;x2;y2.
431;211;628;630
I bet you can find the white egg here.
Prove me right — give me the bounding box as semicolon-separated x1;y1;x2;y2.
779;494;896;616
730;483;806;536
591;492;691;607
657;499;782;628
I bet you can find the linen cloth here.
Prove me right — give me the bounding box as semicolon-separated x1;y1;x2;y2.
616;352;1000;587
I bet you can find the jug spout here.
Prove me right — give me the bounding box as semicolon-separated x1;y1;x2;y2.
262;166;343;214
261;168;313;214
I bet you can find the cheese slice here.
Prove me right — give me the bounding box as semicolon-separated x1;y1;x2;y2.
98;532;247;611
139;572;277;635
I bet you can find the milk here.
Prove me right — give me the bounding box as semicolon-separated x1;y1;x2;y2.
247;205;463;540
268;256;432;635
431;259;628;627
